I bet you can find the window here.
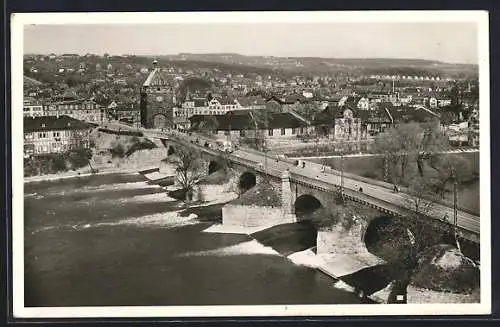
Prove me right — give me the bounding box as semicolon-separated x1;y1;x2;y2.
300;127;304;134
268;129;274;136
53;131;60;137
281;128;286;135
292;128;296;135
240;130;246;137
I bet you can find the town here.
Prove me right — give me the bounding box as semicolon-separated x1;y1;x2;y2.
22;52;481;306
23;53;479;157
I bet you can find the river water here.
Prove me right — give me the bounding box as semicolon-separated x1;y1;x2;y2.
24;173;370;307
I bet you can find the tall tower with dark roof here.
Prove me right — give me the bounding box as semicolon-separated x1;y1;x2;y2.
139;60;175;128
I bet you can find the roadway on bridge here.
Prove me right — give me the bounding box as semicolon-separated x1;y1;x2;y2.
102;123;480;237
167;130;480;237
231;148;480;235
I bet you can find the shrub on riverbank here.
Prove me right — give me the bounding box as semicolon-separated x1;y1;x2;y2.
109;137;157;159
230;182;281;207
411;244;480;294
24;147;93;177
310;152;479;213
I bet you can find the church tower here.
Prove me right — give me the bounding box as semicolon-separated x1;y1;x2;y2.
140;60;174;129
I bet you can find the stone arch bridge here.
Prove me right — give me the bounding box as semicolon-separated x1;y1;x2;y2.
135;128;480;244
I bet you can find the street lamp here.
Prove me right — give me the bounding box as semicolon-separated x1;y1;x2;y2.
384;151;389;182
339;142;344;200
452;167;460;252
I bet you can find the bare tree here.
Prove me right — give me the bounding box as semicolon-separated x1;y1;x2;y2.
414;119;450;177
427;154;474;199
374;121;449;182
248;109;271;182
170;145;204;201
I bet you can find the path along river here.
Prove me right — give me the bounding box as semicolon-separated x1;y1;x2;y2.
24;172;372;307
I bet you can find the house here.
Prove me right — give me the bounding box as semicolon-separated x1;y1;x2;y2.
24;115;92;157
468;105;479;147
312;106;361;142
313;104;393;141
236;96;266;110
357;97;370;110
23;98;44;117
188;110;313;146
386;105;440;125
115;110;141;127
43;98;106;123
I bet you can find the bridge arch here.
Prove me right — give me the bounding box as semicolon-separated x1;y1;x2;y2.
208;160;222;175
363;215;418;262
238;171;256;194
153;113;167;129
294;194;323;221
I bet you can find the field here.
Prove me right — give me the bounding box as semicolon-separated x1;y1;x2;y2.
310;152;480;213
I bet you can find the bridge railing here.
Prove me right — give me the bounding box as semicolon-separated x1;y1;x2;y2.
161;130;479;219
289;171;478;241
315;165;479;217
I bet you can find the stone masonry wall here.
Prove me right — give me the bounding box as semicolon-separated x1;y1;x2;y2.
222;204;294;228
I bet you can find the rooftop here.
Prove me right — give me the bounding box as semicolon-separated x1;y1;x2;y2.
24;115;93;132
190;111;310;131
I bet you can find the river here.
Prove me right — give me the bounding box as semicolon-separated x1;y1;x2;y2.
24;172;371;307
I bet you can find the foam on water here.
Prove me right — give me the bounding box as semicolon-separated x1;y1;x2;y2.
179;239;281;257
122;192;177;204
287;249;320;268
70;211;200;230
47;181;160;196
192;191;239;208
202;224;276;235
333;280;357;293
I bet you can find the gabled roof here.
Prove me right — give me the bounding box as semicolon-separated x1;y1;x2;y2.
143;68;169;87
217;97;237;105
193;98;208;107
236;96;266;107
387;105;440;123
24;115;93;132
312;104;393;125
190;111;309;131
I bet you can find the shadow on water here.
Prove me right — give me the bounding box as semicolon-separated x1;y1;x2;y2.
251;221;317;256
341;264;393;296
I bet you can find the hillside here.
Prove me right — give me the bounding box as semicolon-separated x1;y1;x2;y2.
163;53;478;78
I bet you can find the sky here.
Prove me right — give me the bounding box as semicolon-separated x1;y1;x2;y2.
23;22;479;64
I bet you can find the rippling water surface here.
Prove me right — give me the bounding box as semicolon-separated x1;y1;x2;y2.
24;173;368;307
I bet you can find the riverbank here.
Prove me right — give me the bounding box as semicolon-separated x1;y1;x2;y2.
24;166;140;184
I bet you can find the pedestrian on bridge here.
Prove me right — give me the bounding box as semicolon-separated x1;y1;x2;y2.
393;184;399;193
302;161;306;168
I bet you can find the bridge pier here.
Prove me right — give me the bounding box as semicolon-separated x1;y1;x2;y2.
281;170;297;223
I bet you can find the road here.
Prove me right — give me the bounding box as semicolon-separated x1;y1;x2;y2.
229;146;480;235
98;123;480;239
